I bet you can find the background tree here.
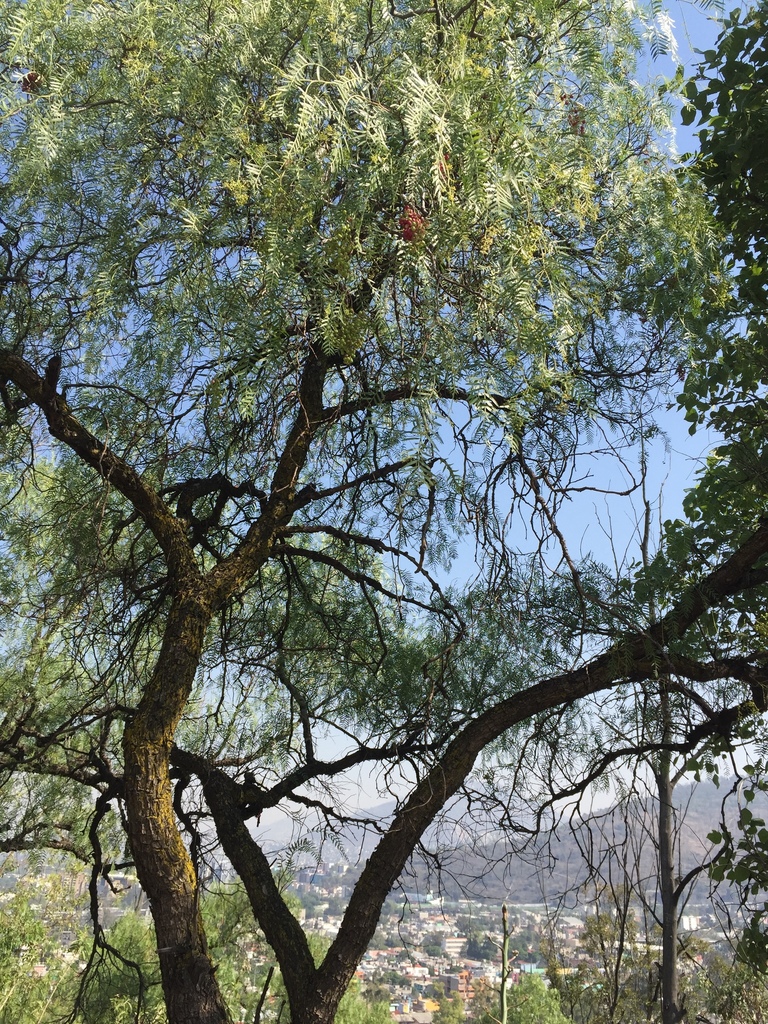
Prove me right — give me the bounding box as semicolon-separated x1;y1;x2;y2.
680;0;768;967
433;995;465;1024
334;986;391;1024
0;871;89;1024
694;954;768;1024
504;976;569;1024
1;1;767;1024
72;911;166;1024
548;885;656;1024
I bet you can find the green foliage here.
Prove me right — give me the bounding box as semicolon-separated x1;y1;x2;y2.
679;4;768;545
0;0;717;475
695;953;768;1024
475;976;568;1024
0;0;719;665
76;912;166;1024
433;995;465;1024
0;0;739;1020
466;932;496;961
683;4;768;310
334;984;391;1024
548;905;659;1024
505;975;569;1024
706;762;768;967
0;0;721;845
468;977;498;1021
677;8;768;965
202;881;266;1015
0;872;87;1024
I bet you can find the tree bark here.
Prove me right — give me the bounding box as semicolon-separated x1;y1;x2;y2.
5;346;768;1024
123;592;231;1024
657;743;681;1024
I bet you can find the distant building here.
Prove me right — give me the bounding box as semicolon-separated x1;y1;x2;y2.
398;891;435;905
441;969;474;1000
404;963;430;979
441;935;466;957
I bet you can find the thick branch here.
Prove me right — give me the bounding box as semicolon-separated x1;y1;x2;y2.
654;523;768;646
197;766;318;1008
0;348;195;582
206;346;329;609
313;521;768;1002
172;730;438;815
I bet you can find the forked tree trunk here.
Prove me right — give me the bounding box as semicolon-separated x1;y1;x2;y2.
117;353;326;1024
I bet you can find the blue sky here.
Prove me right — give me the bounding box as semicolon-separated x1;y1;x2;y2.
256;3;739;822
560;3;728;567
664;0;724;153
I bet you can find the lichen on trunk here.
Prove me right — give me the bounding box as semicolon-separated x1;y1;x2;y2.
123;592;231;1024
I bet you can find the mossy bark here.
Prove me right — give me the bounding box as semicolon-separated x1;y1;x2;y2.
123;592;231;1024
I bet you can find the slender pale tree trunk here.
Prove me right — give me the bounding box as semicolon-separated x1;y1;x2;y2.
500;904;510;1024
658;761;679;1024
656;687;682;1024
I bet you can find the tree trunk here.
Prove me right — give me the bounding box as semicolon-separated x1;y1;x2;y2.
123;593;231;1024
657;742;681;1024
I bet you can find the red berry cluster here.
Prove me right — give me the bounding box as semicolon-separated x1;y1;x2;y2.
399;205;427;243
560;92;585;136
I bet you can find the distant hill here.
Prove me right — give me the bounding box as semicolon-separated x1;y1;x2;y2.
256;778;768;908
397;778;768;906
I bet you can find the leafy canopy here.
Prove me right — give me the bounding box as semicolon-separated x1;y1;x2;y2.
0;0;718;754
0;0;740;1021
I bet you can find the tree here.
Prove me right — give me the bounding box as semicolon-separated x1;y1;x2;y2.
549;891;657;1024
472;973;569;1024
695;954;768;1024
466;933;496;962
1;2;768;1024
680;1;768;526
0;871;88;1024
680;1;768;966
468;978;498;1022
433;995;465;1024
73;911;166;1024
683;3;768;313
505;976;569;1024
541;678;728;1024
335;986;391;1024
